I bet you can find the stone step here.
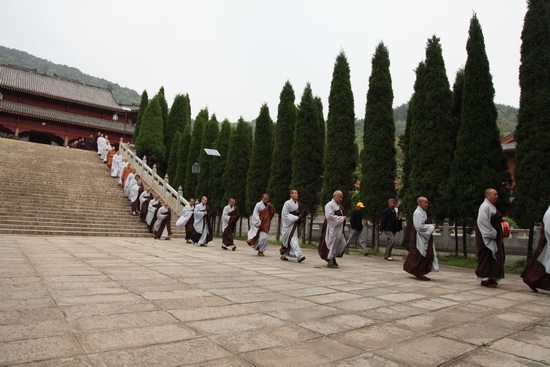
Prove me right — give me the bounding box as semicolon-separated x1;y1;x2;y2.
0;228;183;237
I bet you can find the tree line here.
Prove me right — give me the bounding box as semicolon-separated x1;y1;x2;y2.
133;3;549;257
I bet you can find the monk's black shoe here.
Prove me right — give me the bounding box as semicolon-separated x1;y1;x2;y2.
528;285;538;293
280;256;289;261
222;245;228;250
298;256;306;263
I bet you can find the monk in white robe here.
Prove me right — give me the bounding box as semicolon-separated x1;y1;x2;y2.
192;196;212;246
280;190;305;263
247;194;275;256
176;199;196;243
318;190;347;268
111;152;123;178
221;198;239;250
403;197;439;280
521;205;550;293
153;201;172;240
139;188;152;222
130;179;143;215
146;195;161;230
124;170;137;198
97;134;105;156
476;188;505;288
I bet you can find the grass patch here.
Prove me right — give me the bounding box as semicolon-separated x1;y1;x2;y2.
505;258;527;275
438;254;477;269
438;254;527;274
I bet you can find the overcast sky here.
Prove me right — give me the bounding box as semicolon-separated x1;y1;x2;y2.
1;0;527;122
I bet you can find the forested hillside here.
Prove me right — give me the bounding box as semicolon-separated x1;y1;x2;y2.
0;46;140;105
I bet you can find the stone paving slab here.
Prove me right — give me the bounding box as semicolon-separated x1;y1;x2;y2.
1;235;549;366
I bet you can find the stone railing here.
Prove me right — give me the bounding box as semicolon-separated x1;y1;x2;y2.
118;139;188;214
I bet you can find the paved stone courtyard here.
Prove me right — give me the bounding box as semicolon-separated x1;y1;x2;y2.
1;235;549;367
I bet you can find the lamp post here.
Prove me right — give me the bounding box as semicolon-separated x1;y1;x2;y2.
192;148;221;213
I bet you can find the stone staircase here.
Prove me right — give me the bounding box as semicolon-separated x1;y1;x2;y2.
0;138;179;237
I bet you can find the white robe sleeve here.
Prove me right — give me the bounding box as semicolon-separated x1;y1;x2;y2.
477;201;498;258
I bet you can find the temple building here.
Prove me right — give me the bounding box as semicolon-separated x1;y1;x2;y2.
0;65;138;147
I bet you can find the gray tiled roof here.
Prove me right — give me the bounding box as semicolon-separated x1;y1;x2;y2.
501;141;516;152
0;65;130;111
0;99;134;134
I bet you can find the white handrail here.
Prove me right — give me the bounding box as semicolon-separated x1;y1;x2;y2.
119;138;188;214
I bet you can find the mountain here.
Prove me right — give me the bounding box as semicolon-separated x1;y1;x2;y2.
391;102;518;139
0;45;140;105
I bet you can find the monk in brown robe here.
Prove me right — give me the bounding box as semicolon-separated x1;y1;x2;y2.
222;198;240;251
403;197;439;281
521;205;550;293
247;194;275;256
475;188;505;288
120;163;132;188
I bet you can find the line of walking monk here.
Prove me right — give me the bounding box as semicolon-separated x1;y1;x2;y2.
100;147;549;293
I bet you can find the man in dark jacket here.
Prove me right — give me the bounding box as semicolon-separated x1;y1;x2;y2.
345;202;370;256
379;198;400;261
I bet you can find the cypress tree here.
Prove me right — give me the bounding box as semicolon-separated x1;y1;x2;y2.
361;42;396;239
451;68;465;152
407;36;454;222
134;95;165;170
166;131;181;186
450;68;466;256
246;104;274;215
222;118;253;218
195;114;219;199
174;123;192;192
291;84;324;224
211;119;232;215
514;0;550;258
183;94;192;128
184;108;208;197
449;15;510;224
314;96;326;167
268;81;297;216
158;87;169;128
133;90;148;143
322;51;356;211
165;94;186;159
401;62;425;218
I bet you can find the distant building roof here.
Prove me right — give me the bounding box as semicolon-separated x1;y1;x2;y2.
0;64;135;112
500;133;516;152
0;99;134;134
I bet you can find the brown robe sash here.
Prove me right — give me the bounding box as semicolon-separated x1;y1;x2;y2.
190;206;213;244
154;209;173;239
403;218;435;277
222;206;240;246
521;223;550;291
148;203;162;233
280;205;303;255
318;208;346;260
140;197;151;222
247;203;275;246
475;210;505;279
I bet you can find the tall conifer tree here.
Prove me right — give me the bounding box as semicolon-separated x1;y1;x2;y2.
246;104;274;215
361;42;396;234
291;84;324;229
195;114;219;199
165;94;186;159
158;87;169;128
211;120;232;215
268;82;297;217
407;36;454;222
449;15;510;223
175;123;192;193
322;51;356;211
513;0;550;258
450;68;465;152
134;95;165;170
133;90;149;143
166;131;181;186
222;118;252;218
184;108;208;197
314;96;326;167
